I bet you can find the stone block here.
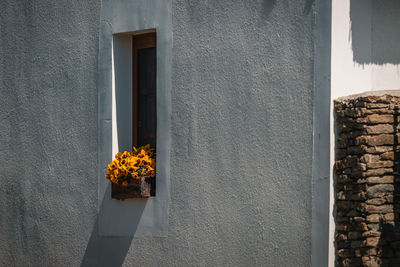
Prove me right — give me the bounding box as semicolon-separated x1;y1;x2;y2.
366;237;381;247
366;214;380;223
362;145;398;154
362;231;381;238
364;124;393;135
364;168;393;177
366;176;394;184
352;217;365;223
366;198;387;205
367;184;395;198
364;108;394;115
366;114;393;124
380;151;395;161
365;204;394;214
366;134;395;146
366;103;390;109
353;163;367;172
383;213;396;222
362;256;388;267
360;154;380;163
367;224;381;231
367;161;394;169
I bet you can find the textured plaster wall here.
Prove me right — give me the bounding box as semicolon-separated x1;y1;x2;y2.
0;0;100;266
167;0;314;265
0;0;315;266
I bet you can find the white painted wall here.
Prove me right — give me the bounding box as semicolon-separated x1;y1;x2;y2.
332;0;400;99
330;0;400;265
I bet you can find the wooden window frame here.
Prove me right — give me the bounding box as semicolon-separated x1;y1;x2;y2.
132;31;157;148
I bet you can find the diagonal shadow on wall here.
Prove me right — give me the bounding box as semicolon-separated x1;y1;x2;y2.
350;0;400;65
80;184;147;267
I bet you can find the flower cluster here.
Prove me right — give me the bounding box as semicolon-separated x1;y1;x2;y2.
106;144;156;186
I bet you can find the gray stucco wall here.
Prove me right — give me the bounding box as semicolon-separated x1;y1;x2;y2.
0;0;100;266
0;0;315;266
167;1;314;266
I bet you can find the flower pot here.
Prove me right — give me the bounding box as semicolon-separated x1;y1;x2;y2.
111;176;155;200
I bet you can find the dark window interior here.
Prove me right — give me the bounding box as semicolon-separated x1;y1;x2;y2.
132;32;156;149
137;47;156;147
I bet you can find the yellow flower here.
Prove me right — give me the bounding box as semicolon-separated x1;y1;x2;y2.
120;166;129;176
106;145;156;184
143;144;150;150
133;158;141;167
147;166;154;171
127;166;136;175
121;151;130;159
109;160;117;170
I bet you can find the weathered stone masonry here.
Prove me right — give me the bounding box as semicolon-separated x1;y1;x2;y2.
335;93;400;267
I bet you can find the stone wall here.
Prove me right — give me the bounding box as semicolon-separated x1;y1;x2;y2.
335;93;400;267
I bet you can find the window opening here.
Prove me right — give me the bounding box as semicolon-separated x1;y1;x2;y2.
132;32;156;149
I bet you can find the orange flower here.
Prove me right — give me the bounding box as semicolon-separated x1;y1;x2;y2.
133;158;141;167
106;145;156;184
108;160;117;170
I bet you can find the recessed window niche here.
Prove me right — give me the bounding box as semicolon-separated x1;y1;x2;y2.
97;0;171;236
110;30;157;200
